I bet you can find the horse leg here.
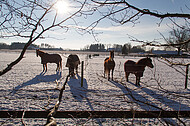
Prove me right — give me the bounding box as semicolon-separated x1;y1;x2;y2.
108;69;110;80
125;72;129;82
136;76;140;86
76;65;78;74
60;61;62;71
69;67;72;76
69;67;74;77
45;64;47;72
43;64;45;72
57;61;62;71
56;63;59;71
138;77;141;86
72;68;74;76
111;68;114;81
104;67;106;78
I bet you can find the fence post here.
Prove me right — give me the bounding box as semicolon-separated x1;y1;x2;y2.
81;61;84;87
185;64;189;89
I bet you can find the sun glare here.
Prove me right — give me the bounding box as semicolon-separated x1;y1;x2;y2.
55;0;70;14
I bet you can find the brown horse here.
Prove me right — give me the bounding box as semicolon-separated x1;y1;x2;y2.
124;57;154;86
65;54;80;77
104;51;115;81
36;49;62;72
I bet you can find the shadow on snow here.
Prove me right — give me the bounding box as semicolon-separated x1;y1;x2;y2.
67;74;88;102
109;80;190;111
12;71;62;94
109;80;190;125
67;74;103;126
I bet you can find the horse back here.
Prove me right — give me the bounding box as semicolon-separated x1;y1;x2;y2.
124;60;145;75
66;54;80;67
124;60;136;65
41;53;62;64
124;60;136;72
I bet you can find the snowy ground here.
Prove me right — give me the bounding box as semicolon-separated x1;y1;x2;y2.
0;50;190;125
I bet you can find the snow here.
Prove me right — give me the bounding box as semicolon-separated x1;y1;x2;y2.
0;50;190;125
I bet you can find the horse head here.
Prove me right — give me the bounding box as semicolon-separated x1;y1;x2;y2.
36;49;39;57
146;57;154;68
110;51;114;59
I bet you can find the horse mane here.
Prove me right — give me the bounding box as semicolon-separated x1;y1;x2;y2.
38;49;45;54
109;51;114;61
136;57;149;65
104;57;109;61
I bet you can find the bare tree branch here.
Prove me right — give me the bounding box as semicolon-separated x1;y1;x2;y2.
45;74;70;126
130;36;190;48
92;0;190;21
0;0;87;76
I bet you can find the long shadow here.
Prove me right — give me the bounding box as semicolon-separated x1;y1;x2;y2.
67;74;103;126
127;81;190;110
109;80;163;111
12;71;62;94
141;86;190;111
109;81;186;125
67;74;88;102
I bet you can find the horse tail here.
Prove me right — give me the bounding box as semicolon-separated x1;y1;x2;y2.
104;62;109;74
105;68;109;75
124;62;126;72
60;59;62;70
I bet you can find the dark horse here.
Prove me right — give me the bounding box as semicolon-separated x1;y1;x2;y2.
66;54;80;77
104;51;115;81
124;57;154;86
36;49;62;72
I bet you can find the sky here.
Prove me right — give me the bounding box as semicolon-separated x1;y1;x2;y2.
1;0;190;50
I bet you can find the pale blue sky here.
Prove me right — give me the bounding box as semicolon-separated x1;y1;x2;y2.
1;0;190;49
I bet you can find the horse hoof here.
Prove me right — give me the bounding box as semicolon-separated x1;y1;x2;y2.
136;84;140;86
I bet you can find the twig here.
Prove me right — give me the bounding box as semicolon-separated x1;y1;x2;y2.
21;110;26;126
160;57;190;66
45;74;70;126
44;95;51;111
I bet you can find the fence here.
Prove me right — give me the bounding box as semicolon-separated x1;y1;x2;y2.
1;110;190;118
185;64;189;89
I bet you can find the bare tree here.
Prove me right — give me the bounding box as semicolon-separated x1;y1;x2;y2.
87;0;190;26
122;43;131;54
166;27;190;54
0;0;86;76
1;0;190;76
87;0;190;48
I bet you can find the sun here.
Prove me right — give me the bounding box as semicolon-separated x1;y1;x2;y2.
54;0;70;14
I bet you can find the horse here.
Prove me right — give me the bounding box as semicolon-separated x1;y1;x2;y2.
124;57;154;86
104;51;115;81
36;49;62;72
65;54;80;77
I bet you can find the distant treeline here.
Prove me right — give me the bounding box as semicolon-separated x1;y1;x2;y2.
0;42;63;50
1;42;145;53
83;43;145;54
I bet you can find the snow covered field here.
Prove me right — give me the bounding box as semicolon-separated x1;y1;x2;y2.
0;50;190;125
